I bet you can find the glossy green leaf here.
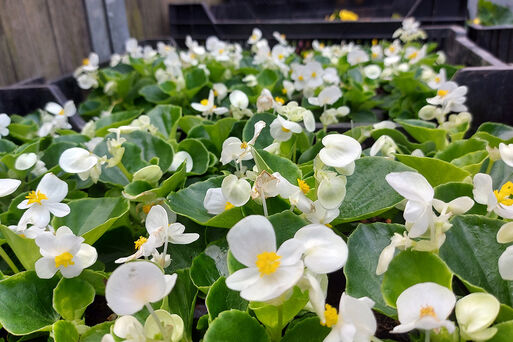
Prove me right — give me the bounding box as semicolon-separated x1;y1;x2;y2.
80;322;113;342
0;225;41;271
94;109;142;136
382;250;453;308
0;271;59;335
52;197;129;245
242;113;276;150
396;119;448;150
268;210;308;246
396;154;471;186
178;138;209;175
147;104;182;139
252;149;301;184
477;122;513;141
202;118;238;153
53;277;95;320
139;84;171;104
191;252;221;293
257;69;279;88
185;68;208;95
434;138;487;162
53;320;79;342
489;320;513;342
203;310;270;342
282;316;331;342
206;277;248;321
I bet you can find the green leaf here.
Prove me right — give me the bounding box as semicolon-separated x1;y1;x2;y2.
439;215;513;306
123;130;175;171
477;122;513;141
53;320;79;342
434;139;487;162
371;128;436;155
80;322;113;342
345;222;404;316
489;320;513;342
202;118;238;153
178;139;209;175
185;68;208;96
203;310;270;342
53;277;95;320
147;104;182;139
243;113;276;150
178;116;204;134
0;271;60;335
139;84;171;104
282;316;331;342
166;269;197;342
268;210;308;246
52;197;129;245
153;162;187;197
252;149;301;184
395;154;471;186
0;139;17;153
206;277;248;321
250;286;309;331
396;119;448;150
191;252;222;293
94;109;143;136
0;225;41;271
382;251;453;308
335;157;413;223
257;69;279;88
433;182;487;215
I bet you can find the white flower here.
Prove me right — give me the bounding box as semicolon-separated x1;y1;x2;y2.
316;171;347;210
270;115;302;142
0;178;21;197
418;104;444;123
363;65;381;79
347;48;369;65
371;45;383;60
318;134;362;169
376;232;414;275
248;28;262;44
456;293;500;341
497;221;513;244
191;90;228;117
226;215;304;302
220;121;266;164
426;81;468;115
427;69;447;89
221;174;251;207
393;17;427;42
294;224;348;274
0;113;11;137
106;261;177;315
370;135;397;158
385;172;434;238
473;173;513;219
323;293;377;342
77;73;98;90
17;173;70;227
34;226;97;279
213;83;228;101
204;187;233;215
372;120;397;130
59;147;105;183
304;61;324;89
256;88;274;112
384;40;402;57
15;153;38;170
499;143;513;168
38;101;76;137
392;282;455;334
404;46;426;64
169;151;193;173
229;90;249;109
308;86;342;107
282;80;295;99
499;245;513;280
304;200;339;226
320;107;350;126
273;31;288;45
243;74;258;87
45;101;76;118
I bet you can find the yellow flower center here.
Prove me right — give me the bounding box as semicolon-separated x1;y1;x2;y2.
275;96;285;105
311;72;317;78
240;141;248;149
218;49;224;54
495;182;513;206
213;89;218;96
298;75;304;81
255;251;281;276
278;54;284;60
281;88;287;95
26;190;48;205
225;202;234;210
319;43;325;48
419;305;437;319
297;179;310;194
437;89;449;97
82;58;90;66
281;34;286;39
434;76;441;83
281;126;291;133
190;53;196;59
58;109;65;115
372;52;378;58
134;236;148;250
200;99;209;106
251;34;257;40
54;252;74;268
389;46;396;53
325;223;333;228
142;204;153;214
372;39;378;46
408;51;418;60
321;304;339;327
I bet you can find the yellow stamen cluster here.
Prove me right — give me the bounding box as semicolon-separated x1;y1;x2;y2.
225;202;235;211
389;46;396;53
437;89;449;97
278;54;284;60
495;182;513;206
298;75;304;81
372;39;378;46
281;126;291;133
240;141;248;149
218;49;224;54
134;236;148;250
434;76;441;83
321;304;339;327
58;109;65;115
281;88;287;95
275;96;285;105
473;17;481;25
255;251;281;276
26;190;48;205
142;204;153;214
419;305;437;319
200;99;209;106
408;51;418;60
55;252;74;268
319;42;325;49
82;58;90;66
213;89;218;96
297;179;310;194
372;52;378;58
311;72;317;78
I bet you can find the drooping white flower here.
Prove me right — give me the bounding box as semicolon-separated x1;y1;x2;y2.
456;293;500;341
191;90;228;117
269;115;303;142
363;65;381;79
277;101;316;132
59;147;105;183
169;151;193;173
221;174;251;207
229;90;249;110
370;135;397;158
426;81;468;115
0;178;21;197
392;282;455;334
372;120;397;130
404;45;426;64
226;215;304;302
106;261;177;315
393;17;427;42
473;173;513;219
248;28;262;44
499;143;513;168
308;86;342;107
273;31;288;45
376;232;414;275
427;68;447;89
316;171;347;210
17;173;70;227
304;200;339;226
319;107;350;126
204;187;234;214
0;113;11;137
34;226;97;279
220;121;266;164
318;134;362;169
38;101;77;137
347;47;369;65
15;153;38;170
304;61;324;89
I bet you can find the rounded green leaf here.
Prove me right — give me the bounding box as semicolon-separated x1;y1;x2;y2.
396;119;448;150
282;316;331;342
178;139;209;175
396;154;471;186
242;113;276;149
0;225;41;271
206;277;248;321
53;277;95;321
94;109;143;136
147;104;182;139
204;310;270;342
80;322;113;342
139;84;172;104
191;252;222;293
53;320;79;342
488;320;513;342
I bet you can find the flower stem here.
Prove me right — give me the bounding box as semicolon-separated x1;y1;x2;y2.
486;158;495;174
268;306;283;342
161;238;169;269
117;163;133;182
145;302;168;341
0;245;19;274
425;330;431;342
260;190;268;217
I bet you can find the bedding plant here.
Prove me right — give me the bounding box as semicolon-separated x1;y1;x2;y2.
0;18;513;342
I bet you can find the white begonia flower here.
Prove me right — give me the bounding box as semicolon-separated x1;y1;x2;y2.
426;81;468;115
204;187;234;215
273;31;288;45
404;45;426;64
0;179;21;197
282;80;295;99
385;172;434;238
272;44;291;66
427;68;447;89
304;200;339;226
106;261;177;315
77;52;99;73
229;90;249;109
15;153;38;170
371;45;383;60
257;88;274;112
45;101;76;118
372;120;397;130
277;101;316;132
107;315;145;342
17;173;70;227
316;171;347;210
38;101;77;137
34;226;97;279
308;86;342;107
243;74;258;87
248;28;262;44
456;293;500;341
384;40;402;57
270;115;303;142
77;73;98;90
393;17;427;42
323;293;377;342
473;173;513;219
191;90;228;117
169;151;193;172
319;107;350;127
363;65;381;79
418;104;445;123
322;67;340;85
226;215;304;302
499;143;513;168
499;245;513;280
318;134;362;169
376;232;414;275
0;113;11;137
294;224;348;274
347;47;369;65
305;61;324;89
432;197;474;217
497;222;513;244
370;135;398;158
59;147;106;183
213;83;228;101
157;41;175;56
291;63;309;91
392;282;455;334
221;174;251;207
220;120;266;165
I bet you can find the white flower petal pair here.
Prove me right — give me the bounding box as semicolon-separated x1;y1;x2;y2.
169;151;194;173
473;173;513;219
318;134;362;169
456;293;499;341
270;115;302;142
0;178;21;197
0;113;11;137
59;147;105;183
308;86;342;107
222;175;251;207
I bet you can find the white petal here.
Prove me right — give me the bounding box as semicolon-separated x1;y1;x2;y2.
76;244;98;269
456;293;499;336
37;173;68;203
0;113;11;127
169;151;193;172
499;245;513;280
169;233;200;245
385;172;434;203
203;188;226;215
225;267;260;291
277;238;304;265
15;153;38;170
0;179;21;197
45;102;63;115
146;205;169;234
473;173;495;207
35;257;58;279
113;316;144;339
59;148;98;173
339;293;377;338
499;143;513;168
317;176;347;210
319;134;362;168
221;175;251;207
45;202;71;217
303;110;316;132
497;222;513;244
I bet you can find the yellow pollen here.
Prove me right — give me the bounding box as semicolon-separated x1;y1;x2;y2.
26;190;48;205
200;99;209;106
142;204;153;214
298;75;304;81
165;45;171;51
419;305;437;319
437;89;449;97
319;43;325;48
275;96;285;105
281;34;286;39
311;72;317;78
58;109;65;115
473;17;481;25
224;202;235;210
372;52;378;58
54;252;74;268
82;58;90;66
408;51;418;60
213;89;218;96
278;54;284;60
281;88;287;94
372;39;378;46
435;76;441;83
494;182;513;206
297;179;310;194
251;34;257;40
389;46;396;53
213;105;217;109
240;141;248;149
281;126;291;133
134;236;147;250
218;49;224;54
255;251;281;276
325;223;333;228
321;304;339;328
190;53;196;59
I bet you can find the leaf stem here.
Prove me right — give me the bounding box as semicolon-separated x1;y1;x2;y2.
260;190;268;217
0;245;19;274
486;158;495;175
117;163;133;182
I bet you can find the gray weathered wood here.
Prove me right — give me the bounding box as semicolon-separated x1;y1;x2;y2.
105;0;130;53
83;0;112;61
